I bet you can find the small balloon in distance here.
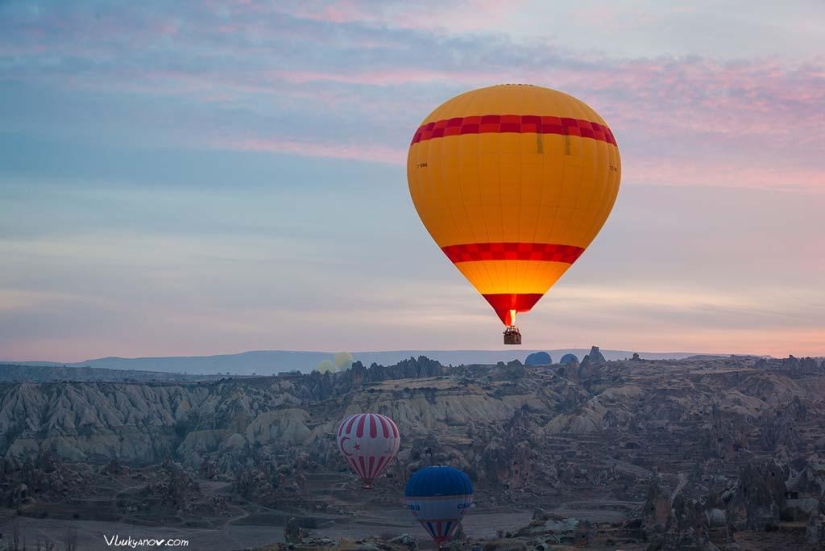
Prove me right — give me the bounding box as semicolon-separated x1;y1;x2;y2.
315;360;336;373
334;351;355;371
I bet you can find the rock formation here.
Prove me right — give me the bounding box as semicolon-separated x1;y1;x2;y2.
725;459;788;531
588;346;606;363
2;354;825;550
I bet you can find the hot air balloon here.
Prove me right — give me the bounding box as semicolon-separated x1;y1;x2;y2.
405;466;473;548
315;360;336;374
407;84;621;345
334;352;354;371
336;413;400;489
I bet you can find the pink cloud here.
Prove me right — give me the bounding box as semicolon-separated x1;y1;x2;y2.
154;21;180;36
269;57;823;157
4;2;822;195
217;23;242;34
504;58;824;171
627;158;825;193
219;136;406;165
275;68;500;86
569;5;659;30
58;61;819;192
276;0;532;34
0;43;48;55
582;327;825;359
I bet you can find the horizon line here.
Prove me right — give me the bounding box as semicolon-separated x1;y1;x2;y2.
2;348;804;366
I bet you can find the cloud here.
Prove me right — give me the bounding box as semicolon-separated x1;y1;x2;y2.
627;159;825;192
2;2;821;193
272;0;533;34
275;68;500;87
1;1;823;359
220;136;406;165
0;289;111;313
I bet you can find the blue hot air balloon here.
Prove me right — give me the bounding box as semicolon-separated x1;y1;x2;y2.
405;466;474;548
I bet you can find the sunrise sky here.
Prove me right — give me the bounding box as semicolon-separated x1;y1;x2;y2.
1;0;823;362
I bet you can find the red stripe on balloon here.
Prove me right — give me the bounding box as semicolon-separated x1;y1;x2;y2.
373;456;388;479
435;522;445;544
337;420;344;437
369;414;377;438
356;415;366;438
411;115;617;146
441;242;585;264
348;457;362;478
378;415;390;438
344;415;357;435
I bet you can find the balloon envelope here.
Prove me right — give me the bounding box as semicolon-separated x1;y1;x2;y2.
405;466;474;547
407;84;621;327
337;413;400;489
315;360;336;373
334;352;354;368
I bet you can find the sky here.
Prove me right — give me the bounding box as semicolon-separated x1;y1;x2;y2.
1;0;823;362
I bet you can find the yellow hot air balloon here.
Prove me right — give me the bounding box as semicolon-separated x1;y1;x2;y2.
334;352;354;369
407;84;621;345
315;360;336;374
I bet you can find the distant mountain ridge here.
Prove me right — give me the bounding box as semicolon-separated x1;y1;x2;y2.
0;363;225;383
4;348;722;376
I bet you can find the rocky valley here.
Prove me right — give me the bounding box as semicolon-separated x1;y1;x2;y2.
1;351;824;550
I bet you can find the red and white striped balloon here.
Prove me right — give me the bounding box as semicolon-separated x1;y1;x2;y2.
336;413;401;489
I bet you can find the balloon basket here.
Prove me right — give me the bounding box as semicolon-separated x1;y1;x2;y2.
503;326;521;345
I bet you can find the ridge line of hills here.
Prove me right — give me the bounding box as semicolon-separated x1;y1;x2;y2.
0;348;774;377
0;354;823;549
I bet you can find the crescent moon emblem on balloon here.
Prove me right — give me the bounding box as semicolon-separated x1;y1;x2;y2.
340;436;353;457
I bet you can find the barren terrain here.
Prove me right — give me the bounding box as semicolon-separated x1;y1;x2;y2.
1;352;823;550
